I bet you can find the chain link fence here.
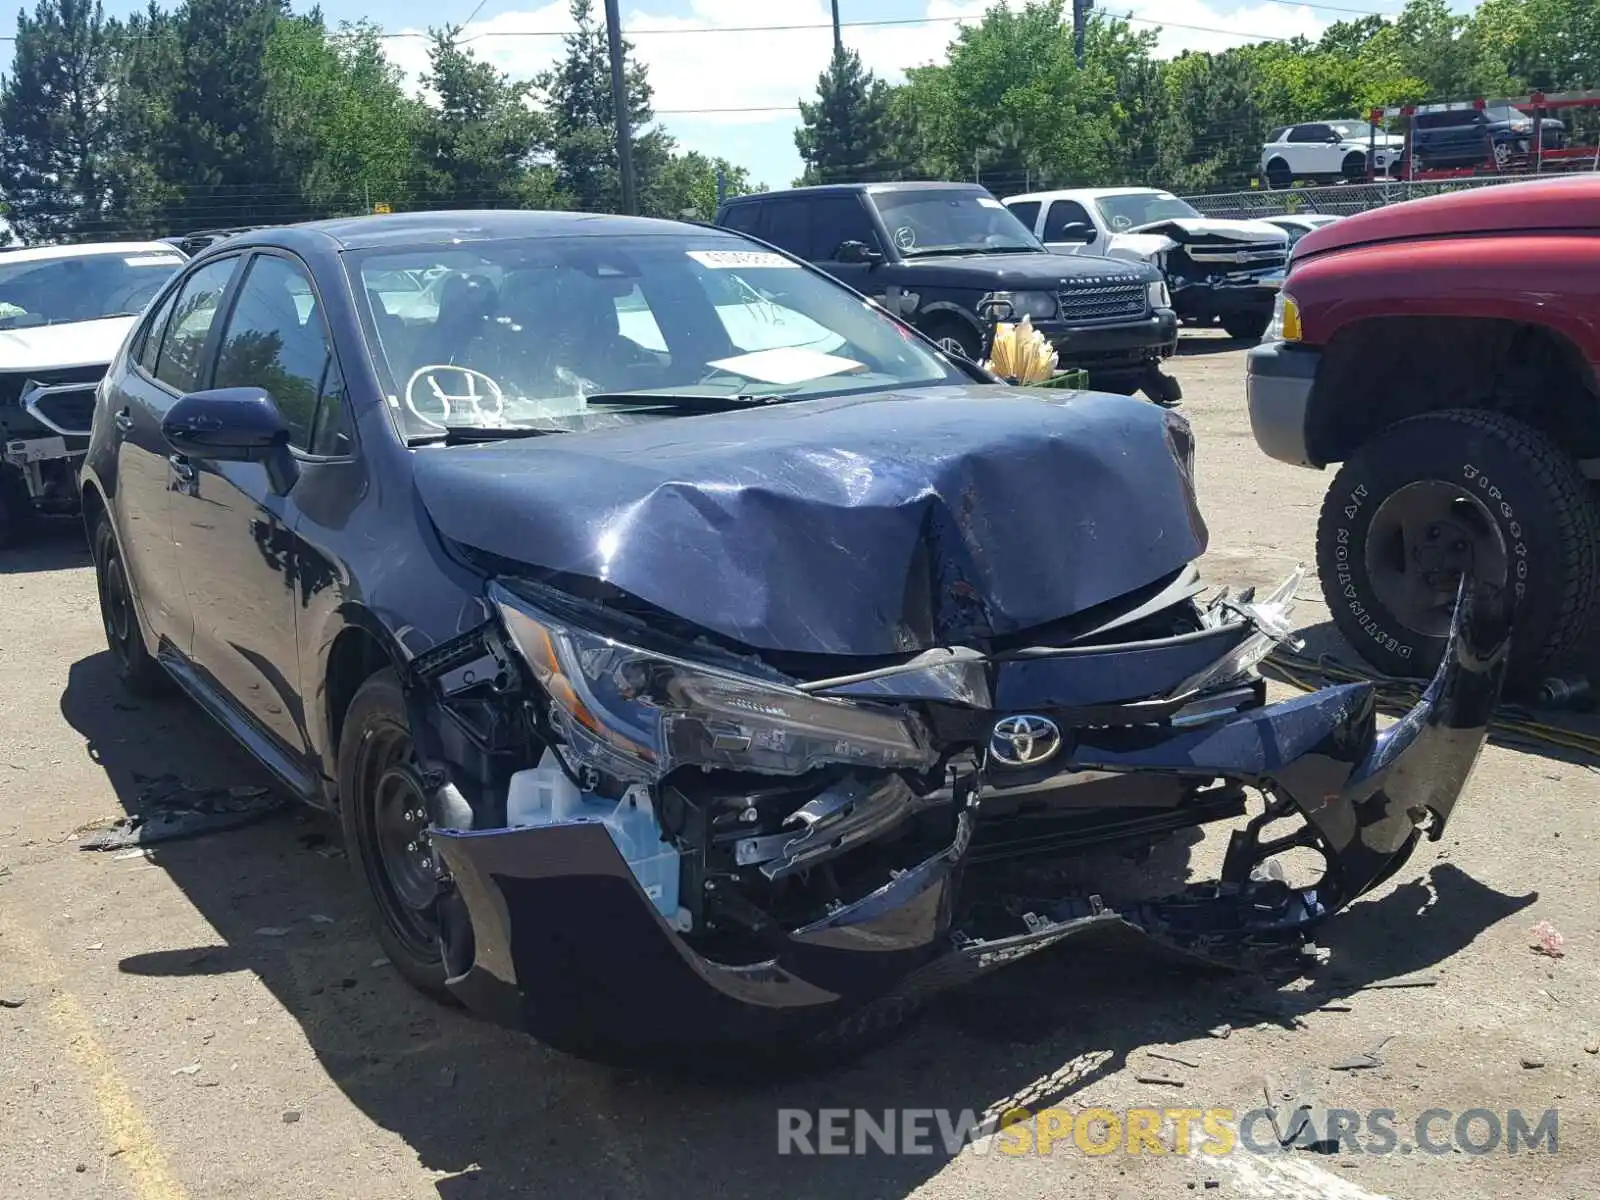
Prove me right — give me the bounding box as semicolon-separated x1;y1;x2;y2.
1178;171;1596;219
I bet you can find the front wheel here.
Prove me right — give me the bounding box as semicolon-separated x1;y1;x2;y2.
338;669;457;1002
921;315;983;363
1314;408;1600;687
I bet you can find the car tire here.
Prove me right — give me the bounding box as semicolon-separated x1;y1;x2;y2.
922;315;983;363
1264;158;1292;189
91;516;171;696
1341;151;1368;182
1315;409;1600;688
1221;312;1270;342
338;668;459;1005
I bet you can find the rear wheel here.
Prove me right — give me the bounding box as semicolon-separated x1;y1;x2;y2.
92;516;170;696
338;669;456;1002
1315;408;1600;687
1341;151;1368;182
1264;158;1292;189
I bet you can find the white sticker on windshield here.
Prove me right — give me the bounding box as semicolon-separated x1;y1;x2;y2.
977;197;1004;209
707;346;866;386
124;254;184;266
688;250;798;270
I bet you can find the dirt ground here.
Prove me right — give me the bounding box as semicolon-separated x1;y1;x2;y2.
2;332;1597;1200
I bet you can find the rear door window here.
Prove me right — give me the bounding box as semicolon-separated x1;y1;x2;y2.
1006;200;1041;232
719;203;761;234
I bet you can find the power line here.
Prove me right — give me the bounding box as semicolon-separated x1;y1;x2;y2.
0;2;1398;44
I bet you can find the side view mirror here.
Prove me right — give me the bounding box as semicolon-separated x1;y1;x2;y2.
1056;222;1095;242
163;387;300;495
836;240;884;265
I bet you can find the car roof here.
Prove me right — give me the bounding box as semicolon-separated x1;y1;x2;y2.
218;209;737;253
0;240;182;264
721;181;987;204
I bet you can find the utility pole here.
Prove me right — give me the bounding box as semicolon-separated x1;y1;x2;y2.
603;0;637;215
830;0;842;57
1072;0;1092;67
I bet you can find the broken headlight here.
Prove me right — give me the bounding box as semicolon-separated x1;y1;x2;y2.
490;581;937;783
1173;565;1307;696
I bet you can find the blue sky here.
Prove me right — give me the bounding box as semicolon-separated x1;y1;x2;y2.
5;0;1438;189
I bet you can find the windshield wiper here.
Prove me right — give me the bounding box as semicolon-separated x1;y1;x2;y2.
583;391;784;411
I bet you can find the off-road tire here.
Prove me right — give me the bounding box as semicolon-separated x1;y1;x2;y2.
338;668;457;1004
91;516;171;696
1315;408;1600;688
1264;158;1292;189
1221;311;1271;342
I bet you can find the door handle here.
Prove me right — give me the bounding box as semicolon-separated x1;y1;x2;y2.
114;407;135;433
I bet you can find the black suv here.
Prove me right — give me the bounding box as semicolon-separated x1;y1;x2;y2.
715;182;1180;401
1404;104;1566;171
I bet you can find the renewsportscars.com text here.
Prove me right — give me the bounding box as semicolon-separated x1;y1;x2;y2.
776;1106;1559;1157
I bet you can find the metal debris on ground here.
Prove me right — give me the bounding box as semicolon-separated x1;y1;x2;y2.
1530;920;1566;958
1135;1073;1185;1087
171;1063;200;1076
1148;1050;1201;1068
1207;1024;1232;1039
1353;974;1438;991
1521;1057;1545;1069
0;995;24;1008
1330;1035;1393;1071
77;774;285;851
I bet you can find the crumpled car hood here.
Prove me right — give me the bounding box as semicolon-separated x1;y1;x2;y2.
412;385;1207;657
0;316;136;372
1130;217;1289;245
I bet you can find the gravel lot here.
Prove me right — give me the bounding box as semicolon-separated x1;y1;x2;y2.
2;333;1597;1200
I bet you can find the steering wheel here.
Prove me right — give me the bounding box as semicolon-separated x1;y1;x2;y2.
1109;214;1134;232
404;364;507;429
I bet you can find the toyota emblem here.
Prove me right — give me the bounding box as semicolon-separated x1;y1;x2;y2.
989;714;1063;768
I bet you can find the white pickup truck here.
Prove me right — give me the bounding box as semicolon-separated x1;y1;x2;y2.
1001;187;1290;341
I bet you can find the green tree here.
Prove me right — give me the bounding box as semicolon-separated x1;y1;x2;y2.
538;0;670;213
794;47;897;184
414;24;549;207
649;151;757;219
159;0;285;230
266;17;427;217
103;2;182;237
0;0;120;242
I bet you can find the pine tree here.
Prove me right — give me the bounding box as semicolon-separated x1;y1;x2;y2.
414;25;546;208
794;47;896;185
158;0;285;230
538;0;670;214
0;0;120;242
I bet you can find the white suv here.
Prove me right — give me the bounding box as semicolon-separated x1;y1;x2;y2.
1259;120;1405;189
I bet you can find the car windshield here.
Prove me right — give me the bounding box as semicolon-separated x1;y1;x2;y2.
1328;120;1382;140
349;232;969;437
866;189;1042;257
0;250;184;329
1092;191;1201;232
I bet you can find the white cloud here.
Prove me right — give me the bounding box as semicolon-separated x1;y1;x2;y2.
384;0;1334;186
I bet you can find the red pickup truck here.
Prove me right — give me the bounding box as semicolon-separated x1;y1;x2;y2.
1246;175;1600;687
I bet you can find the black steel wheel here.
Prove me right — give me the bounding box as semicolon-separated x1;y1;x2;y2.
1315;408;1600;687
92;516;170;695
338;669;456;1002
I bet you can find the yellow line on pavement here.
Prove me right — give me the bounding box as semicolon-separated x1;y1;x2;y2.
1;915;188;1200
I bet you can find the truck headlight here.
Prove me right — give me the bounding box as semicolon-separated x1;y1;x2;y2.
1265;290;1301;342
490;581;937;782
1147;279;1171;310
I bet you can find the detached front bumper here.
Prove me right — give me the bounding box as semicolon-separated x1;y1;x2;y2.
431;579;1509;1062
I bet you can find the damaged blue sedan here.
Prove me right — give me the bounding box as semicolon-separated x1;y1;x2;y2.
82;211;1510;1073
